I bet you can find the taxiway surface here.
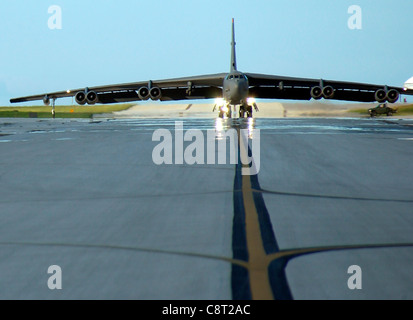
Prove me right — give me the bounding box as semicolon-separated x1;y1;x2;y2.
0;117;412;299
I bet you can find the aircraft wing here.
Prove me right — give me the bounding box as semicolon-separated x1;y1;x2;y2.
10;73;227;104
246;73;413;103
10;71;413;105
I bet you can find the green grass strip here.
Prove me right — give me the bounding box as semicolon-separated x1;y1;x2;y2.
0;104;134;118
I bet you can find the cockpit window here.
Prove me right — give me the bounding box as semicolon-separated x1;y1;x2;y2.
227;74;247;80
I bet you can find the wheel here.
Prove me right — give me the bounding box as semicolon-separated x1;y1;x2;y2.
387;112;393;116
227;110;232;118
370;111;376;117
239;109;245;118
218;111;224;118
247;105;253;118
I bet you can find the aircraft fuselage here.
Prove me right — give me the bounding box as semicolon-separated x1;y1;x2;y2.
223;72;249;106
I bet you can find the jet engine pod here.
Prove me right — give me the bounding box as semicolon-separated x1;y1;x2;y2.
386;89;399;103
375;89;387;103
138;87;150;100
75;91;87;105
322;86;335;99
43;95;50;106
86;91;98;105
311;86;323;100
149;87;162;100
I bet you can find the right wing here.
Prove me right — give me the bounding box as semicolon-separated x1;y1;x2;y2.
245;73;413;103
10;73;227;104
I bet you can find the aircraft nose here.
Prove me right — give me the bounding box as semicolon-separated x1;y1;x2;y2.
233;81;243;94
228;81;246;103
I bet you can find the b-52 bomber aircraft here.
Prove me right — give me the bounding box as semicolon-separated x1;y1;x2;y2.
10;19;413;118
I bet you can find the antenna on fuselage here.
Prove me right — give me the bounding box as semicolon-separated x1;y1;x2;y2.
230;18;237;72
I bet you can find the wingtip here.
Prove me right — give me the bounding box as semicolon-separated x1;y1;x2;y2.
10;98;25;103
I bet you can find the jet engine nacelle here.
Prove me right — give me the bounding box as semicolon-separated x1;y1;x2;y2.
375;89;387;103
386;89;399;103
43;95;50;106
322;86;335;99
149;87;162;100
311;86;323;100
138;87;150;100
86;91;98;105
75;91;87;105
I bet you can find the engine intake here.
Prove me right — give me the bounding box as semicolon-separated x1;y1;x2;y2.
322;86;334;99
138;87;150;100
386;89;399;103
311;86;323;100
150;87;162;100
86;91;98;105
375;89;387;103
75;91;87;105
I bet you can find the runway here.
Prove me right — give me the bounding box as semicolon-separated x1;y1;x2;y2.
0;116;413;299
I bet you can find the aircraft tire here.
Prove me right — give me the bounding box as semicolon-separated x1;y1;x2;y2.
246;105;253;118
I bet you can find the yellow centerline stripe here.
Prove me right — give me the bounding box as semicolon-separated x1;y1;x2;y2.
237;125;275;300
242;174;275;300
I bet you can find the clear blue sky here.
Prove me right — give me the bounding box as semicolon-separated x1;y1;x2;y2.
0;0;412;105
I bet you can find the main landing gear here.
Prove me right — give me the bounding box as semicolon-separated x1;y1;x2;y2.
239;102;259;119
219;105;232;119
213;103;232;119
213;100;259;119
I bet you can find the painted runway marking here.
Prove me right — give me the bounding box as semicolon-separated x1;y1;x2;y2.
241;173;274;300
230;123;413;300
232;167;413;300
2;241;412;297
232;160;292;300
232;125;290;300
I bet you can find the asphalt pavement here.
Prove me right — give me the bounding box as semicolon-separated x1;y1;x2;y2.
0;116;412;299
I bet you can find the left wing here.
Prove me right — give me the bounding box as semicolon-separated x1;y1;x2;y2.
10;73;227;105
246;73;413;103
